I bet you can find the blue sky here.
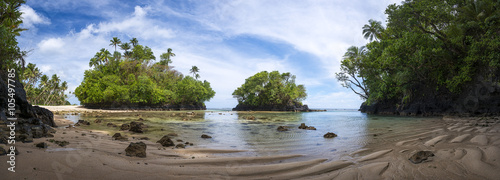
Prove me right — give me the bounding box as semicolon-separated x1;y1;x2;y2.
18;0;399;109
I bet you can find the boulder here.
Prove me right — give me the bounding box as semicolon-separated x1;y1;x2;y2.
409;151;434;164
35;142;47;148
176;143;185;148
156;135;175;147
125;142;147;158
201;134;212;139
112;133;128;141
129;121;145;133
298;123;316;130
324;132;338;138
277;126;288;131
120;123;130;131
75;120;90;126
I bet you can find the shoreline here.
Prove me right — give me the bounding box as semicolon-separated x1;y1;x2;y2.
1;106;499;179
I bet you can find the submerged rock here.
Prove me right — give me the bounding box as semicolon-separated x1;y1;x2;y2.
107;123;117;127
246;115;256;120
157;135;175;147
277;126;288;131
409;151;434;164
94;119;102;123
176;143;185;148
125;142;147;158
201;134;212;139
324;132;338;138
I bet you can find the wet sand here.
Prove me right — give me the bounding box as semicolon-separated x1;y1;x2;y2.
1;106;499;179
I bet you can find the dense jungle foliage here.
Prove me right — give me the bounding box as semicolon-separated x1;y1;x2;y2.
74;38;215;108
232;71;307;108
337;0;500;106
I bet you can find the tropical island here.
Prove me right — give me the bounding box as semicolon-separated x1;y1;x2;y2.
74;38;215;110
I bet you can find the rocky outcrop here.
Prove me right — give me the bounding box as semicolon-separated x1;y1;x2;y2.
120;123;130;131
129;121;146;133
125;142;147;158
201;134;212;139
156;135;174;147
0;72;56;145
359;79;500;116
277;126;288;131
324;132;338;138
112;133;128;141
298;123;316;130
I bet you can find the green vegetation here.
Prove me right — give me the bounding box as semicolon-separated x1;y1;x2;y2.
22;63;70;105
232;71;307;109
0;0;26;72
337;0;500;106
74;38;215;108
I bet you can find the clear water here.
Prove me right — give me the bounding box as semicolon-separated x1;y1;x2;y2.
64;110;440;161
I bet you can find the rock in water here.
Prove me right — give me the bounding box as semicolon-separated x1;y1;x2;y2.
120;123;130;131
76;120;90;126
35;142;48;148
125;142;147;158
409;151;434;164
176;143;185;148
157;135;175;147
129;121;145;133
324;132;338;138
277;126;288;131
298;123;307;129
94;119;102;123
201;134;212;138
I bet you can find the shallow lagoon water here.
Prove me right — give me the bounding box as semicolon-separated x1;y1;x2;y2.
65;110;440;161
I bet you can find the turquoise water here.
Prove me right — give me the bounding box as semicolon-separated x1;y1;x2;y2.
66;110;440;161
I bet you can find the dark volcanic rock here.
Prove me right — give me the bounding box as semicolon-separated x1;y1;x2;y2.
125;142;147;158
323;132;338;138
35;142;48;148
201;134;212;139
129;121;145;133
277;126;288;131
409;151;434;164
176;143;185;148
75;120;90;126
298;123;316;130
157;135;175;147
120;123;130;131
112;133;128;141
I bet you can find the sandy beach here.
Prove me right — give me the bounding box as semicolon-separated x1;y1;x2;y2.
1;106;500;179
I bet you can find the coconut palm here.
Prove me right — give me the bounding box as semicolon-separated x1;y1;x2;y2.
98;48;112;64
120;43;131;52
362;19;384;41
109;37;122;52
190;66;200;78
130;38;138;47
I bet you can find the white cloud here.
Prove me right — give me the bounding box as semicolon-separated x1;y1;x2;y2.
19;5;50;28
37;38;65;54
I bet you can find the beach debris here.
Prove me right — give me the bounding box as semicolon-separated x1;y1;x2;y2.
157;135;175;147
176;143;185;149
125;142;147;158
298;123;316;130
201;134;212;139
324;132;338;138
129;121;146;133
35;142;48;148
120;123;130;131
94;119;102;123
277;126;288;131
409;151;434;164
75;120;91;126
112;133;128;141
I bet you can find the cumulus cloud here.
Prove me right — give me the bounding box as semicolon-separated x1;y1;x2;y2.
19;5;50;28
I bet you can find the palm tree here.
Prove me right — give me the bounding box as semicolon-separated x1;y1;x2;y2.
362;19;384;41
120;43;131;52
190;66;200;79
130;38;138;47
109;37;122;52
98;48;112;64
